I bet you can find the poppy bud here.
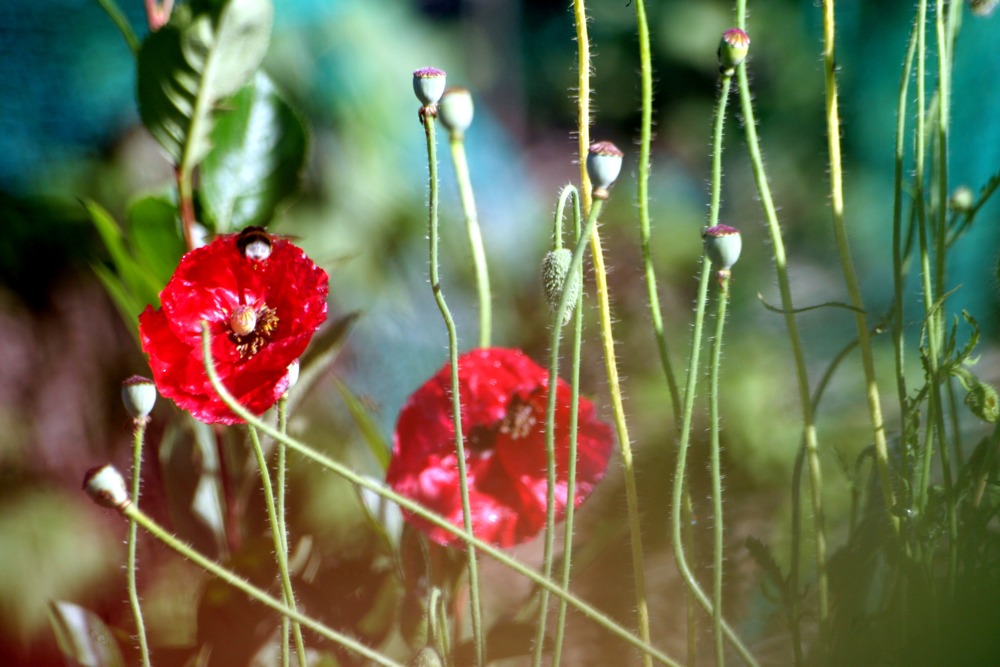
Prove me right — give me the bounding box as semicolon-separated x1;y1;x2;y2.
413;67;447;108
411;646;444;667
972;0;999;17
438;87;474;139
949;186;974;213
542;248;580;325
718;28;750;76
83;464;131;512
121;375;156;421
966;381;999;423
587;141;624;200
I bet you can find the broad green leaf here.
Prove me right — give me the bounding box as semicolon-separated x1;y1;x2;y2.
200;71;308;232
126;195;185;286
49;601;125;667
137;0;274;173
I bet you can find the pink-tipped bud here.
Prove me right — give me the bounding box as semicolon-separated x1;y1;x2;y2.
83;464;131;512
718;28;750;76
121;375;156;421
587;141;624;200
413;67;447;108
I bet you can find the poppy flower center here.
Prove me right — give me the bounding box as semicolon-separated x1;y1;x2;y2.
467;395;536;453
227;304;279;358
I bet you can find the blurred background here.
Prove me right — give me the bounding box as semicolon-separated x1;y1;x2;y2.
1;0;999;664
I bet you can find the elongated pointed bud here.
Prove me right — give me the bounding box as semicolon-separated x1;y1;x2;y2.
413;67;447;109
122;375;156;421
438;87;474;139
542;248;580;325
587;141;624;200
718;28;750;76
83;465;131;512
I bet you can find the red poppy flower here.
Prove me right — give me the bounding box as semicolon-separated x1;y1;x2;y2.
386;347;614;548
139;228;328;424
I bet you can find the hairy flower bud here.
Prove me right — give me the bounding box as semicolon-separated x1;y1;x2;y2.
718;28;750;76
542;248;580;325
587;141;624;200
438;87;474;138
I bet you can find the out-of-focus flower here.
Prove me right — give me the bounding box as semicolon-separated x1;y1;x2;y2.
139;227;328;424
386;348;614;548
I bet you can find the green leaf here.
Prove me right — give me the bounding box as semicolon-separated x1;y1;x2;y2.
335;378;391;471
137;0;274;173
49;601;125;667
84;199;162;314
200;71;308;232
126;195;186;287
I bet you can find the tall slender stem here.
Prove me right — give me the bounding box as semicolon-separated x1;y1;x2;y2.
422;112;484;667
448;135;492;348
127;419;152;667
247;425;307;667
277;396;291;667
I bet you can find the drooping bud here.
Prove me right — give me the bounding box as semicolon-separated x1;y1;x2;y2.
121;375;157;421
587;141;624;200
949;186;974;213
542;248;581;325
83;465;131;512
438;87;474;139
966;381;999;423
718;28;750;76
412;67;447;108
703;224;742;282
972;0;999;17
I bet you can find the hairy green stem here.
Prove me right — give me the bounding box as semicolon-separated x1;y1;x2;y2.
122;504;401;667
448;135;492;348
277;396;291;667
127;418;152;667
247;425;307;667
198;324;682;666
708;274;732;667
422;111;485;667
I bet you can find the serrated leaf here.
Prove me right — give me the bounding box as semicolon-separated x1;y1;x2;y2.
200;71;308;232
137;0;274;172
49;601;125;667
126;195;186;286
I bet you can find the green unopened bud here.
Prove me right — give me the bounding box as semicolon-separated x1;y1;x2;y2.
718;28;750;76
949;186;974;213
413;67;447;108
542;248;580;325
122;375;156;421
587;141;624;200
83;464;131;512
438;87;474;139
703;224;742;282
966;381;999;423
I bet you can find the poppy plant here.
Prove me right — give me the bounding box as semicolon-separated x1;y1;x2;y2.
139;228;328;424
386;347;614;548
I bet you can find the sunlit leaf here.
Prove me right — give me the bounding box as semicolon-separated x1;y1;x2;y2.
126;195;185;287
201;71;308;232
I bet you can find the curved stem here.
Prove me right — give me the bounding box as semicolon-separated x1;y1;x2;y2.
448;135;492;348
122;505;401;667
127;419;152;667
422;112;484;667
198;324;682;667
247;425;307;667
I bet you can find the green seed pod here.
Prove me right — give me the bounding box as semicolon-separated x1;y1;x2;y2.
718;28;750;76
542;248;580;325
438;87;474;139
703;224;742;271
413;67;446;108
587;141;624;200
966;381;999;423
121;375;157;421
